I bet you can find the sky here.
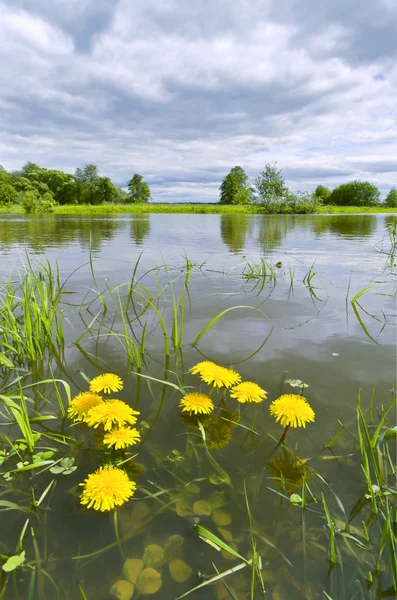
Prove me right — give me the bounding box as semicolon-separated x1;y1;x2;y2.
0;0;396;202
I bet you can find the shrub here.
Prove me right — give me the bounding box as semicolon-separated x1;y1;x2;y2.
385;188;397;208
314;185;331;203
328;181;381;207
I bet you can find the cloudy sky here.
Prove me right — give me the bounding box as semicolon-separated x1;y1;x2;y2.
1;0;396;202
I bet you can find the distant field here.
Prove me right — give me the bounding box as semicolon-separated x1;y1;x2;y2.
0;204;396;215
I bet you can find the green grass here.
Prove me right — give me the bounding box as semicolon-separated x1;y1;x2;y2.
1;203;397;215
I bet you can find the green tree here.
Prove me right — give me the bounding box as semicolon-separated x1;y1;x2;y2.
314;185;331;202
127;174;151;203
219;166;252;205
328;181;381;207
253;163;289;204
98;177;117;203
385;187;397;208
0;180;19;206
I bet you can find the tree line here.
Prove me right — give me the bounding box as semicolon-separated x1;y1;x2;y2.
220;164;397;208
0;163;151;212
0;161;396;212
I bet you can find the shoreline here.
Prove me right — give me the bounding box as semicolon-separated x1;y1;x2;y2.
0;204;396;215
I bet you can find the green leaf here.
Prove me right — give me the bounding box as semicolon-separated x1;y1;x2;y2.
2;551;25;572
290;493;303;506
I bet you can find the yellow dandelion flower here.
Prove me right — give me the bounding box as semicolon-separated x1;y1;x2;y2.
230;381;267;404
269;394;315;428
103;427;141;450
190;361;218;377
89;373;123;394
190;361;241;389
85;400;140;431
67;392;104;422
80;466;136;511
180;392;214;415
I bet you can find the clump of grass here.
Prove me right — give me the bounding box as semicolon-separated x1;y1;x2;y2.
0;259;65;366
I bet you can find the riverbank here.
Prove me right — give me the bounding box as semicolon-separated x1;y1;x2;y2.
0;203;396;215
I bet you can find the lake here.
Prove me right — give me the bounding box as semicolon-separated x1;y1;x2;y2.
0;213;396;600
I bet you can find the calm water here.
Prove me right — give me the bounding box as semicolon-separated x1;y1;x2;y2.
0;213;396;600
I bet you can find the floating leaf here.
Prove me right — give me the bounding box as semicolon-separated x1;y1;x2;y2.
136;568;162;595
169;559;192;583
217;528;233;542
164;535;184;562
143;544;164;568
193;500;212;516
212;509;232;527
109;580;134;600
123;558;144;584
2;551;25;572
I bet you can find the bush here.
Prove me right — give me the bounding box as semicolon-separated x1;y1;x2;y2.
385;188;397;208
314;185;331;202
328;181;381;207
0;181;19;206
22;191;56;214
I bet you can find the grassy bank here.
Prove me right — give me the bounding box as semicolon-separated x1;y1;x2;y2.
1;203;397;215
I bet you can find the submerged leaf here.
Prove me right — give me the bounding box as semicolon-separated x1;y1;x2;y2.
169;559;192;583
193;500;212;516
217;528;233;542
143;544;164;568
164;535;185;562
136;568;162;594
175;499;192;516
212;509;232;527
109;580;134;600
221;542;239;561
185;483;200;494
208;492;226;510
123;558;144;584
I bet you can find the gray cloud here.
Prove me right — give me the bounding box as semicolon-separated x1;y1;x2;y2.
0;0;396;201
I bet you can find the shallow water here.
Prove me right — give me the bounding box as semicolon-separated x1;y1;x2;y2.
0;213;396;600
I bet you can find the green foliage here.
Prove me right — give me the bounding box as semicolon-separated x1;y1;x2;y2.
328;181;381;207
219;166;252;205
21;190;56;214
385;187;397;208
314;185;331;202
253;163;289;204
127;174;151;203
0;180;19;206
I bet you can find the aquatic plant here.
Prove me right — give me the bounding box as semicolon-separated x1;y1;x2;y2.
103;427;141;450
85;399;140;430
269;393;315;428
230;381;267;403
67;391;104;421
90;372;123;394
179;392;214;415
190;361;241;388
80;466;137;512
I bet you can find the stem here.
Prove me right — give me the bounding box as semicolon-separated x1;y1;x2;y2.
278;425;290;446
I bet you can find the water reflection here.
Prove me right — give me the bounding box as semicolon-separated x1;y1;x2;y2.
130;215;151;246
0;216;126;254
311;215;377;238
257;215;296;252
220;214;252;254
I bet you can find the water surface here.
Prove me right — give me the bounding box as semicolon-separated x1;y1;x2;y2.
0;213;395;600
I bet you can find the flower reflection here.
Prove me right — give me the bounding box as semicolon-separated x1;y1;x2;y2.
267;448;308;493
180;408;239;450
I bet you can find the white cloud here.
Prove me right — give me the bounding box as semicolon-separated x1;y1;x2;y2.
0;0;396;200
